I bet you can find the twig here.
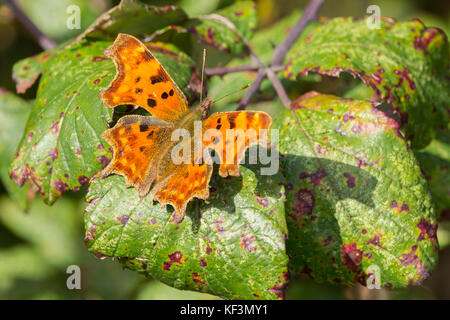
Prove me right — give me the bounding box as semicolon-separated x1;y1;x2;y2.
4;0;56;50
270;0;324;67
237;69;265;110
205;64;259;76
237;0;324;109
266;68;290;107
205;64;284;77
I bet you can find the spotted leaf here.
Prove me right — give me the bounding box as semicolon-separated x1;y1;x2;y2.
275;92;438;288
68;0;188;47
285;17;450;149
84;164;288;300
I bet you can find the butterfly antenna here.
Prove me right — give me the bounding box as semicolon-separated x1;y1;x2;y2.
200;48;206;103
212;84;250;104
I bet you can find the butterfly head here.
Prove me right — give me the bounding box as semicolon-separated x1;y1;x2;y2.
198;97;212;120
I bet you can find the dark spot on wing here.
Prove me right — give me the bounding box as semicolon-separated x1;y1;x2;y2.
140;124;149;132
142;51;154;61
228;114;237;129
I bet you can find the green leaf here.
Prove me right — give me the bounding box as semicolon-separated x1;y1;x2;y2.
69;0;188;46
9;41;114;204
284;17;450;149
10;40;195;204
184;0;258;54
84;164;288;300
0;245;52;292
0;90;32;210
12;50;56;94
0;196;81;268
274;92;438;288
416;129;450;220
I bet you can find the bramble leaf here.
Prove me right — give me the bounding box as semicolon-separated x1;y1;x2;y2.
274;92;438;288
284;17;450;149
69;0;188;47
185;0;257;54
12;50;56;94
84;164;288;300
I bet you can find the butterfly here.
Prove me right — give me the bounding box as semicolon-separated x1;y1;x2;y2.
99;33;272;223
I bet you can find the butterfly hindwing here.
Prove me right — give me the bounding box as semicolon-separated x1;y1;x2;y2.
99;33;190;122
101;115;173;197
153;162;212;223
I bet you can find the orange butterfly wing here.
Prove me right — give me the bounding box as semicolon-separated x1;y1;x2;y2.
101;115;173;197
153;162;212;223
99;33;189;122
202;111;272;177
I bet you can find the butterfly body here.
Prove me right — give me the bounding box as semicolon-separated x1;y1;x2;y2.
99;33;272;223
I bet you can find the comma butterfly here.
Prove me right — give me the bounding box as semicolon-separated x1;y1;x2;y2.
99;33;272;223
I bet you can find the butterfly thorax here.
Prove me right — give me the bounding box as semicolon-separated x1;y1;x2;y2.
168;97;212;133
154;98;212;182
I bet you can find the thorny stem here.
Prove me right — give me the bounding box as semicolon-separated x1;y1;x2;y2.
4;0;56;50
235;0;324;109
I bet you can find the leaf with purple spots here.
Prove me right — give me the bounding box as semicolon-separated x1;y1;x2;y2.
284;17;449;149
274;92;438;288
67;0;188;48
181;0;258;55
12;49;57;94
84;164;288;300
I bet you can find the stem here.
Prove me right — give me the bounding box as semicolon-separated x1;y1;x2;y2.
237;69;265;110
270;0;324;67
5;0;56;50
266;68;290;108
237;0;324;109
205;64;259;76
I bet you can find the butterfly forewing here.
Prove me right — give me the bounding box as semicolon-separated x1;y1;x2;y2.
99;33;190;123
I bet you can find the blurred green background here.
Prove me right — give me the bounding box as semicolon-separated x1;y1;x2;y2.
0;0;448;300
